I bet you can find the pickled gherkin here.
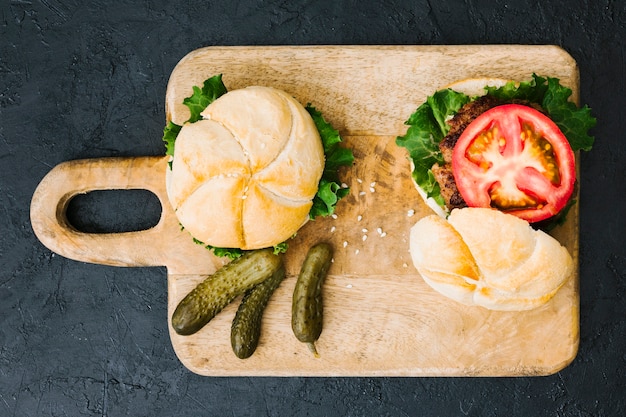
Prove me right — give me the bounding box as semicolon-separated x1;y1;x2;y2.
291;242;333;357
171;249;283;335
231;264;286;359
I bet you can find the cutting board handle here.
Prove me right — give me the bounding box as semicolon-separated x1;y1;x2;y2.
30;156;172;268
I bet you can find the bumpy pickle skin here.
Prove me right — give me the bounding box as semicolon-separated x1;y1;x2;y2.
291;242;334;357
171;248;283;336
230;264;286;359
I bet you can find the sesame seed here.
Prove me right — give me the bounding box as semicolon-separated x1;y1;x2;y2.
376;227;383;234
343;241;348;248
357;178;363;184
370;182;376;187
380;232;387;237
341;183;349;188
346;284;353;289
359;191;366;196
330;226;336;233
369;187;375;193
357;215;362;221
362;235;368;241
407;209;415;217
362;228;368;233
355;249;360;255
331;214;338;219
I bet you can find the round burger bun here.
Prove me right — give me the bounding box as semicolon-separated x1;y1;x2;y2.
166;86;324;250
409;207;574;311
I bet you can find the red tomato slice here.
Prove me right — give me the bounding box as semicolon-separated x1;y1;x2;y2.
452;104;576;223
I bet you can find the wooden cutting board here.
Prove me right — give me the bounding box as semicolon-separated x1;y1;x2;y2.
30;45;580;376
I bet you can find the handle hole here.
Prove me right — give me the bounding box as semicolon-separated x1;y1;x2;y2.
67;190;162;233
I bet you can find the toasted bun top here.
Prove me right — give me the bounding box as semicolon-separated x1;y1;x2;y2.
166;86;324;250
409;207;573;311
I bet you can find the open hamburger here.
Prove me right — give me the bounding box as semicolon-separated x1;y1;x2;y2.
163;75;353;257
396;74;596;227
397;74;596;311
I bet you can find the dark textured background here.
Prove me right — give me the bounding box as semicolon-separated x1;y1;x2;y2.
2;1;625;416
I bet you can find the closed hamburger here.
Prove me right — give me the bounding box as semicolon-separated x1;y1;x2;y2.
163;75;352;254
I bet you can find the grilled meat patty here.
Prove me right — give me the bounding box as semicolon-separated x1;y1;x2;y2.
435;95;505;211
440;95;505;164
432;162;466;208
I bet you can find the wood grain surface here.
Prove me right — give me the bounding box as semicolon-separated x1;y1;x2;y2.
30;45;580;376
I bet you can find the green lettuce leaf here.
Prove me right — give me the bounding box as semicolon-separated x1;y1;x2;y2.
485;73;549;102
541;77;596;152
487;73;596;151
163;121;181;162
306;104;354;219
395;89;469;201
162;74;228;163
193;238;288;260
207;246;244;260
191;237;242;260
183;74;228;123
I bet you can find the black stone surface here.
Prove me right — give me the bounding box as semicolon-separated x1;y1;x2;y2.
2;1;625;416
